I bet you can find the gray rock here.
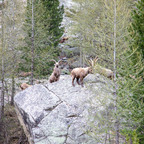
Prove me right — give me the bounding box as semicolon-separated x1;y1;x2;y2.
59;0;75;9
14;74;113;144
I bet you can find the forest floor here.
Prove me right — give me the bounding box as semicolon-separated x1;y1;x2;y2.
0;104;29;144
0;77;47;144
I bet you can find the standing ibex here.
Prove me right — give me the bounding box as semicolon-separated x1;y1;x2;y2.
71;57;114;87
49;59;62;83
71;57;98;87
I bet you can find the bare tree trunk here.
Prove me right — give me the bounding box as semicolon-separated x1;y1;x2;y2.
80;46;82;67
113;0;119;143
0;0;5;123
11;76;15;106
105;109;109;144
4;81;9;104
10;0;16;106
31;0;34;85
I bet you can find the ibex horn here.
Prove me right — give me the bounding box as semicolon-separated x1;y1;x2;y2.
50;59;57;63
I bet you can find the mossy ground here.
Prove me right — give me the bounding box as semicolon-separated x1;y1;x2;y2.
0;104;29;144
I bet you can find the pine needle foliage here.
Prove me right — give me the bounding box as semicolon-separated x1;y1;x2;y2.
70;0;144;143
19;0;64;77
126;0;144;142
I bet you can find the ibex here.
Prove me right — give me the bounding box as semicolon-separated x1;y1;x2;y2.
19;72;32;77
71;57;114;87
20;83;32;90
49;59;62;83
71;58;98;87
92;58;114;79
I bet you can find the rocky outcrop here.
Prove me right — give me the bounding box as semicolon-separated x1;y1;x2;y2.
59;0;76;31
14;74;113;144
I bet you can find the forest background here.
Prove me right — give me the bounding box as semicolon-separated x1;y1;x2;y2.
0;0;144;143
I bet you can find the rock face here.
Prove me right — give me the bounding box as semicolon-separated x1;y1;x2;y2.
59;0;76;30
14;74;113;144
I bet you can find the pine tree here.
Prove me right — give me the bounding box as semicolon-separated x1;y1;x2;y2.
42;0;64;47
126;0;144;142
20;0;64;78
129;0;144;59
70;0;144;143
2;0;25;104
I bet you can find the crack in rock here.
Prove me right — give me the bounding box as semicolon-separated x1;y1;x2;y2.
66;114;80;118
43;84;76;109
42;84;62;101
30;113;45;127
44;101;63;112
63;123;71;143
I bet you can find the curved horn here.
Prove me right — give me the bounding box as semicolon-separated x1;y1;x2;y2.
88;57;99;67
50;59;57;63
58;59;62;63
90;58;94;67
94;57;99;63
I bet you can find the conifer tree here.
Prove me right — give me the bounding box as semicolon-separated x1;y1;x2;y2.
129;0;144;59
42;0;64;47
20;0;64;79
2;0;25;104
70;0;144;143
126;0;144;142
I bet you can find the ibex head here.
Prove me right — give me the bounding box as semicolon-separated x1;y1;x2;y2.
50;59;62;68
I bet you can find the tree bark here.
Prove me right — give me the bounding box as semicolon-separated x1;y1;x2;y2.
31;0;34;85
0;0;5;123
113;0;119;144
11;0;16;106
11;76;15;106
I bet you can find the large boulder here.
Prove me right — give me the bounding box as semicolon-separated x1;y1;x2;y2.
14;74;113;144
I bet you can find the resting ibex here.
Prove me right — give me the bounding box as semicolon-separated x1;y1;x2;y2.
92;58;114;79
20;83;32;90
95;66;114;79
19;72;32;77
49;59;62;83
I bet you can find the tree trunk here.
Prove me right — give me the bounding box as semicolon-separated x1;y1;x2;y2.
113;0;119;143
11;0;16;106
31;0;34;85
11;76;15;106
0;0;5;123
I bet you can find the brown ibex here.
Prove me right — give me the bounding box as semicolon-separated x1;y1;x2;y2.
71;58;98;87
20;83;32;90
71;57;114;87
19;72;32;77
49;59;62;83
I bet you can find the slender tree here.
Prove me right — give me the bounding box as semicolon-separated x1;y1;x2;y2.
20;0;64;79
0;0;5;123
3;0;25;105
70;0;143;143
31;0;34;85
113;1;119;143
